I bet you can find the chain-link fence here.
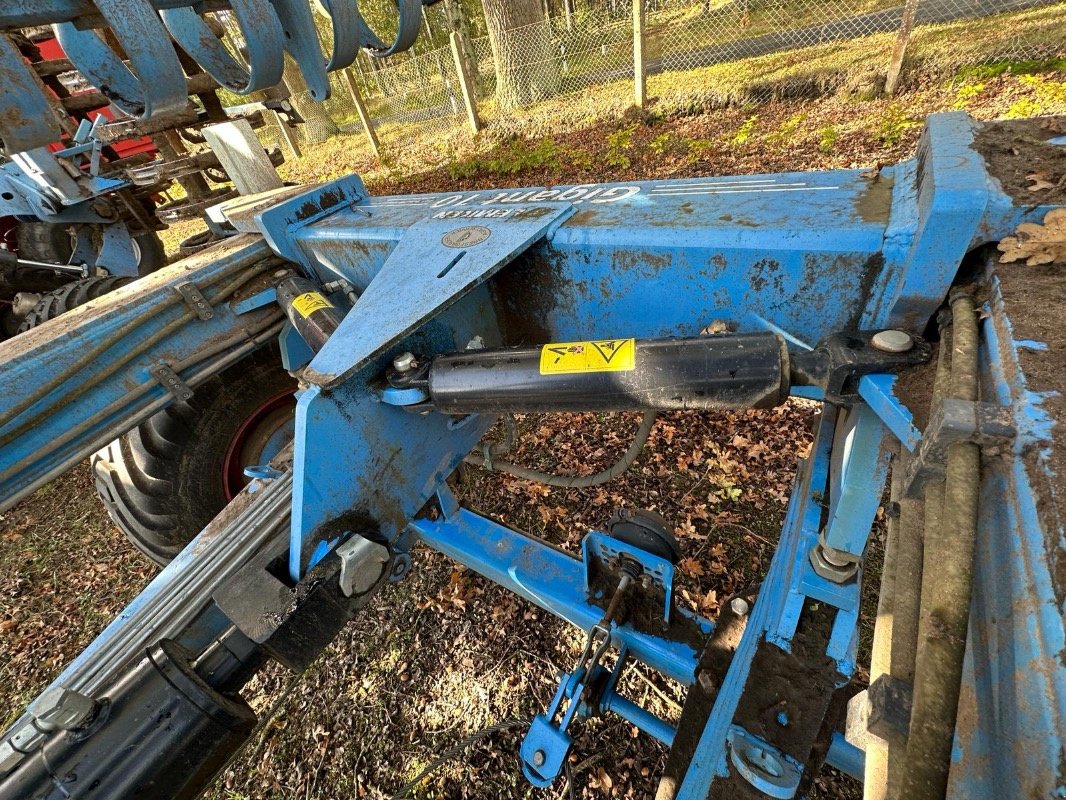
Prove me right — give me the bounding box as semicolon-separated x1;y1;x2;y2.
248;0;1066;160
469;16;634;113
649;0;1064;102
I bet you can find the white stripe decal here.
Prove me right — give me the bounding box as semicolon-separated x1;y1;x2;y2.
649;186;839;196
651;179;780;188
652;182;809;193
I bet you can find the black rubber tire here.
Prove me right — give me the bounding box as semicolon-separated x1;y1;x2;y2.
16;276;135;333
16;222;166;276
91;349;296;565
132;230;167;275
15;221;74;264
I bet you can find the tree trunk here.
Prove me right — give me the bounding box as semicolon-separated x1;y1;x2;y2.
481;0;560;110
283;56;339;144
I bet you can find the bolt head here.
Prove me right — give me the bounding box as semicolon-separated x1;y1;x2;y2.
871;329;913;353
392;352;416;373
532;749;546;767
730;597;750;617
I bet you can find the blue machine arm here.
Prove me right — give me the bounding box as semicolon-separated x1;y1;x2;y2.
0;113;1063;800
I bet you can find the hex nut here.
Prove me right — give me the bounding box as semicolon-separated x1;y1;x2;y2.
809;544;859;584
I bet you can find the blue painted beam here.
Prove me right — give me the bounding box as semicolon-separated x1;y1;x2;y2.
409;505;705;687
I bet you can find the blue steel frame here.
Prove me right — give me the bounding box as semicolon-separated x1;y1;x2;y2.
1;112;1064;798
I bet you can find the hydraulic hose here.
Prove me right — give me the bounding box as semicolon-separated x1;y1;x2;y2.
897;293;981;800
881;327;951;796
0;316;285;498
464;412;657;488
0;259;277;447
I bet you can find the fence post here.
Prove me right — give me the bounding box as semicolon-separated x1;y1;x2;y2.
633;0;647;108
270;109;301;159
885;0;920;96
450;32;482;134
341;68;382;161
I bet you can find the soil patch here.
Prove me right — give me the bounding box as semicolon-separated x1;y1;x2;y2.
972;115;1066;205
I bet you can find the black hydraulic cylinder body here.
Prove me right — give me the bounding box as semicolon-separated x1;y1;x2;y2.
1;640;256;800
426;334;790;413
275;275;344;353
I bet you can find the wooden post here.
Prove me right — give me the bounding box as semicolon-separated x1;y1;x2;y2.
270;109;301;159
885;0;920;96
633;0;646;108
203;120;284;196
341;68;382;161
450;32;482;134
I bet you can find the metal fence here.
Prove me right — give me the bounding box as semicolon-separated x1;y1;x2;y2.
252;0;1066;159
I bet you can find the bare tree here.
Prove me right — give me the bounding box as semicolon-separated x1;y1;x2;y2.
481;0;560;110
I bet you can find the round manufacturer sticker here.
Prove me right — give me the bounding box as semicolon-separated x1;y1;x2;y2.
441;225;491;248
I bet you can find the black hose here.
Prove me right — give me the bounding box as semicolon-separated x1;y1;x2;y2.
464;412;656;488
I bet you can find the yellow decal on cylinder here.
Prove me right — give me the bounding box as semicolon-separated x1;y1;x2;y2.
539;338;636;375
291;292;333;318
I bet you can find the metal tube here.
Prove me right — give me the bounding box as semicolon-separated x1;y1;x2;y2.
428;334;790;414
828;732;866;783
602;692;675;748
0;318;284;507
410;507;703;687
897;295;981;800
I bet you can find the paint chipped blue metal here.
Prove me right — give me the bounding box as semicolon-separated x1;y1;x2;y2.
859;374;923;452
300;202;575;388
410;493;703;686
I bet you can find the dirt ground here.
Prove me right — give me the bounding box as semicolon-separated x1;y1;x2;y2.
2;65;1064;799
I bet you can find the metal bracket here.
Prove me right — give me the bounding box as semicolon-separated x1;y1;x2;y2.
726;725;804;799
790;331;933;404
174;282;214;321
149;362;194;403
583;532;674;624
336;536;391;598
903;398;1014;497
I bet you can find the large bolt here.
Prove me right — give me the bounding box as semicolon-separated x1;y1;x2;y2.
730;597;750;617
871;329;913;353
809;543;859;583
532;749;546;767
392;352;416;373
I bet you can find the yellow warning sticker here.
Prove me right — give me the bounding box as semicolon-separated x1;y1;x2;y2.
291;292;333;318
539;338;636;375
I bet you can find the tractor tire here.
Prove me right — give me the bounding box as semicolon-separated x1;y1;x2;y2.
92;348;297;564
15;222;166;276
131;230;167;275
16;276;135;333
16;221;74;264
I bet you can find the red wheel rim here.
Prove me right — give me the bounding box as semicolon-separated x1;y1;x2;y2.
221;389;296;500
